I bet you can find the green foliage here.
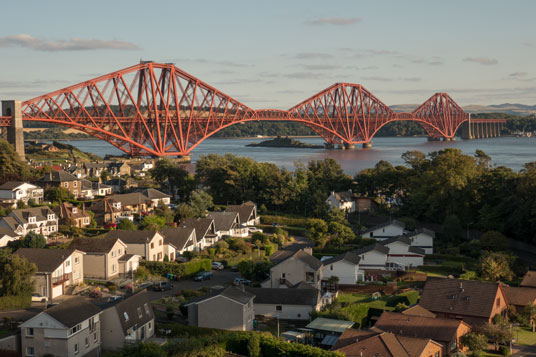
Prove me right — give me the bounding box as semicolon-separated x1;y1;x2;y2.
478;322;513;351
479;231;509;251
150;158;196;200
264;244;276;257
140;259;211;279
306;218;328;247
8;232;47;250
140;215;167;231
498;346;510;356
119;342;167;357
45;186;74;202
0;251;37;296
154;202;175;225
0;294;31;310
261;215;308;227
385;290;419;307
0;140;34;182
117;219;137;230
175;190;214;219
479;252;515;281
247;333;261;357
460;333;488;355
237;260;272;282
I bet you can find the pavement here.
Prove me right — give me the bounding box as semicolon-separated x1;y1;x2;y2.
512;345;536;356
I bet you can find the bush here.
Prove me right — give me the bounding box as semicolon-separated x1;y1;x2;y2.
264;244;276;257
0;295;31;310
386;290;419;307
498;346;510;356
141;259;212;279
260;215;308;227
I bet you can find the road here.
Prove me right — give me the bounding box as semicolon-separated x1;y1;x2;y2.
512;345;536;356
146;269;241;301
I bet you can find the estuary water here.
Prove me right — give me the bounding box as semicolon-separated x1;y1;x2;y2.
51;136;536;175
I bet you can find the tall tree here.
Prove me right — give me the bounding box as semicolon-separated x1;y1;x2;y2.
0;251;37;296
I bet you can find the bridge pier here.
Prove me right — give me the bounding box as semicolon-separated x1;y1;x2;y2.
344;143;355;150
2;100;25;161
324;143;335;149
362;142;372;149
427;137;441;141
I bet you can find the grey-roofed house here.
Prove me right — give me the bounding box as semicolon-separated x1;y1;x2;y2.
20;297;101;357
380;236;425;270
99;290;155;351
135;188;171;206
105;230;165;261
225;201;260;226
180;217;218;247
107;192;154;214
208;211;246;237
15;248;85;300
0;206;58;237
361;219;406;240
88;198;124;226
184;287;255;331
69;237;132;280
262;249;323;289
161;226;197;260
352;243;389;271
35;170;83;198
245;287;323;320
404;227;435;254
325;190;356;213
321;251;364;285
0;226;18;247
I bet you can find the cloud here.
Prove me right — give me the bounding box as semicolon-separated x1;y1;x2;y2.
167;58;254;68
411;58;444;66
0;34;139;51
301;64;340;70
283;72;326;79
277;89;305;94
361;76;421;82
305;17;360;26
289;52;334;60
509;71;528;78
463;57;498;66
0;79;71;88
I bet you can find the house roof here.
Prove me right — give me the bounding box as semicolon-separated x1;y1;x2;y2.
405;227;436;238
14;248;79;273
1;216;19;231
136;188;170;200
273;249;322;271
225;203;256;224
362;219;406;234
353;243;390;256
269;240;315;264
105;230;160;244
184;286;255;306
161;226;196;250
401;305;436;318
419;277;504;318
291;281;318;289
208;211;239;231
89;198;121;213
521;270;536;288
374;311;469;344
306;317;354;333
9;207;54;224
322;251;361;266
0;181;28;190
0;226;17;238
69;237;124;254
332;328;383;350
331;190;355;202
245;287;319;306
45;297;101;328
179;217;214;238
108;192;152;206
105;289;154;335
53;202;90;220
380;236;412;247
335;331;411;357
502;286;536;307
118;254;137;262
37;170;78;183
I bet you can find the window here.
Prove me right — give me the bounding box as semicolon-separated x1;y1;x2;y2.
118;248;122;255
112;264;116;273
89;317;95;332
137;307;143;318
74;343;79;354
276;305;282;311
26;327;34;336
64;182;68;188
159;239;163;246
66;260;70;267
144;303;150;314
149;322;152;330
435;353;440;357
330;265;333;271
111;250;115;257
305;272;314;283
151;242;154;249
73;181;78;188
93;332;97;342
382;228;385;233
124;312;129;321
496;297;501;307
85;337;89;347
370;232;374;237
26;347;35;356
281;273;286;279
74;257;79;264
70;324;81;335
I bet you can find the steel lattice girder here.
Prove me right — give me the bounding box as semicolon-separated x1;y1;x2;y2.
20;62;471;156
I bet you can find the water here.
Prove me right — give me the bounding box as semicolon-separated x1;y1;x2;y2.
51;136;536;175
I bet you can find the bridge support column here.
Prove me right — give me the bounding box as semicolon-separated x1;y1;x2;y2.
344;143;355;150
324;143;335;149
2;100;25;161
362;142;372;149
461;119;473;140
427;137;441;141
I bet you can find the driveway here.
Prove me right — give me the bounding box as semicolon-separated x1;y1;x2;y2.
146;269;241;301
512;345;536;356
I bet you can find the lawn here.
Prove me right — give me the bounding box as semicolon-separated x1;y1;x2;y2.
514;326;536;346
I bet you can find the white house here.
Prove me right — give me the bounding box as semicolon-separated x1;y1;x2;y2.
321;251;364;285
161;226;198;260
381;237;425;270
0;207;58;237
136;188;171;206
326;190;356;213
245;287;324;320
262;249;323;289
0;181;44;205
208;211;247;237
0;226;18;247
225;201;260;226
352;243;389;270
405;228;435;254
361;220;406;240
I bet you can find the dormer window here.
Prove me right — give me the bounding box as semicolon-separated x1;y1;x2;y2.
28;216;36;223
124;312;129;321
47;214;55;220
72;207;78;214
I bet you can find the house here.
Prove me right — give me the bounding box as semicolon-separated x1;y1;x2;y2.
380;236;425;270
83;162;108;178
99;290;155;351
355;197;379;213
161;226;197;260
334;329;444;357
80;180;95;199
104;178;129;193
0;226;18;247
88;198;124;226
106;230;165;261
91;182;112;196
14;248;85;300
107;162;131;177
521;270;536;288
401;305;437;318
225;201;260;226
502;286;536;313
208;211;246;237
405;228;435;254
419;277;508;326
184;286;255;331
321;251;364;285
374;311;471;355
245;286;324;320
135;188;171;206
20;298;101;357
0;181;44;205
305;317;355;348
326;190;356;213
352;243;389;271
262;249;323;289
180;217;218;247
361;219;406;240
66;164;87;179
0;206;58;237
53;202;92;228
107;192;154;214
69;237;134;280
35;170;83;198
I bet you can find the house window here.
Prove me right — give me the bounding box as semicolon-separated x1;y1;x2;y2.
305;272;314;283
281;273;286;279
118;248;122;255
157;252;162;260
70;324;81;335
89;317;95;332
330;265;333;271
26;327;34;336
73;181;78;188
124;312;129;321
370;232;374;237
496;297;500;307
66;260;70;267
435;353;440;357
112;264;116;273
111;250;115;257
93;332;97;342
137;307;143;318
26;347;35;356
74;343;79;354
159;239;163;246
64;182;68;188
151;242;154;249
144;303;150;314
85;337;89;347
382;228;385;233
276;306;282;311
74;257;79;264
149;322;152;330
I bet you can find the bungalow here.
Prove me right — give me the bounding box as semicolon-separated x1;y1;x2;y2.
419;277;508;326
355;197;379;213
15;248;85;300
326;190;355;213
208;211;246;237
180;217;218;247
99;290;155;350
135;188;171;206
53;202;91;228
0;181;44;205
0;226;18;247
91;181;112;196
262;249;323;289
361;219;406;240
0;206;58;237
321;251;364;285
69;236;134;280
106;230;165;261
184;286;255;331
352;243;389;271
225;201;260;226
502;286;536;313
380;236;425;270
405;228;435;254
161;226;198;260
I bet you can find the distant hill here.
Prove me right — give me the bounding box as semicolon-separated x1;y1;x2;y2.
390;103;536;116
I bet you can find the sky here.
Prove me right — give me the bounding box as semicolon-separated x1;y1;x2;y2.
0;0;535;109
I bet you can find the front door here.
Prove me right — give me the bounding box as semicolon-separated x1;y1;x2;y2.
140;326;145;340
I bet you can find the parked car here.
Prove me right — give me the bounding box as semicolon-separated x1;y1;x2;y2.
31;293;48;303
194;271;213;281
211;262;224;270
107;295;122;302
248;227;263;234
272;223;280;227
233;277;251;286
152;281;173;292
104;222;117;228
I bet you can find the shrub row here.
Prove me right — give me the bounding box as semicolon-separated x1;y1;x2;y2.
0;295;31;310
386;290;419;307
260;215;308;227
140;259;211;279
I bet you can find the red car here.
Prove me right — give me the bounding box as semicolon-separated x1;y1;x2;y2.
104;222;117;228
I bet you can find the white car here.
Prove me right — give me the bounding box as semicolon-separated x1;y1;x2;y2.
212;262;224;270
248;227;263;234
31;293;48;303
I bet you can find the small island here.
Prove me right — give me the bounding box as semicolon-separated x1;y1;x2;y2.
246;136;323;149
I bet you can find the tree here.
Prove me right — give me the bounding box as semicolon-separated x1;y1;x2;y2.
153;202;174;225
120;342;166;357
45;187;74;202
306;218;329;247
0;251;37;296
150;158;196;199
441;215;464;242
328;222;356;246
479;252;514;281
117;219;137;231
0;139;34;183
524;303;536;332
174;190;214;220
479;231;509;252
100;170;110;182
9;231;47;250
478;322;513;351
140;215;166;231
460;333;488;356
247;334;261;357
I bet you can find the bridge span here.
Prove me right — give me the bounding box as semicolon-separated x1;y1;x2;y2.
1;62;506;158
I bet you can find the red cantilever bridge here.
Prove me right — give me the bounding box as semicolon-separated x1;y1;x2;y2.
0;62;506;157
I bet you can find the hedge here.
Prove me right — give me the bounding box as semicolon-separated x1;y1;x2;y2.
386;290;419;307
0;295;31;310
140;259;211;279
260;215;308;227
